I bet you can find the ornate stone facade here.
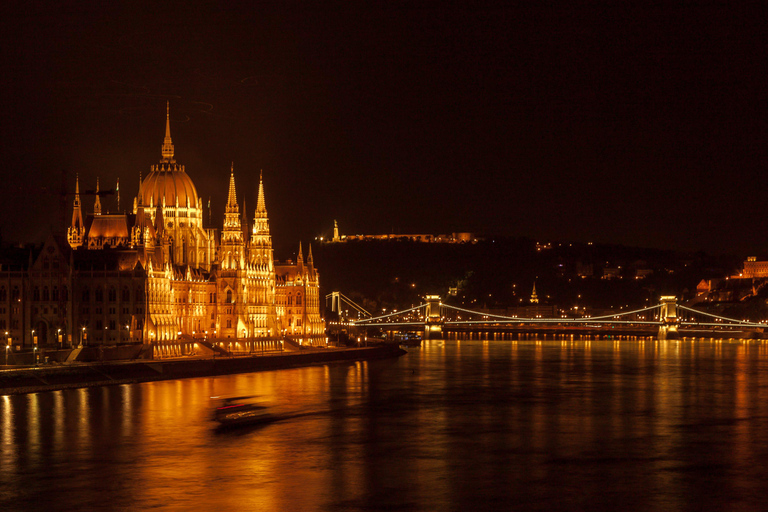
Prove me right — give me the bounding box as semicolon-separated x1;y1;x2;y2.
2;105;325;352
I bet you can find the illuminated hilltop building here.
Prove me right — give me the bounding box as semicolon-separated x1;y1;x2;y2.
1;105;324;353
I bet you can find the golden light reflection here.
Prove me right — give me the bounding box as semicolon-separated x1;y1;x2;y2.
53;390;63;453
27;393;40;459
1;395;16;475
77;388;90;451
121;384;133;437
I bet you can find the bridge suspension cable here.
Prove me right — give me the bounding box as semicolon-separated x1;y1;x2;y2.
351;304;426;325
325;292;372;318
441;302;662;324
677;304;766;328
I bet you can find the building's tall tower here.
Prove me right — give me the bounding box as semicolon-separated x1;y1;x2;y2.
247;172;278;337
136;102;212;270
220;165;244;270
93;178;102;216
67;175;85;248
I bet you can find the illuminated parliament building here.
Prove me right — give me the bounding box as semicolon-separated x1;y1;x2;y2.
1;106;325;354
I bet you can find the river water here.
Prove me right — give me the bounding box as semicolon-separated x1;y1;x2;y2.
3;338;768;511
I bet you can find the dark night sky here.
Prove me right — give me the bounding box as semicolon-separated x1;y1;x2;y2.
1;2;766;256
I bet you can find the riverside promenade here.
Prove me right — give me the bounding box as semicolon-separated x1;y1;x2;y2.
0;344;406;395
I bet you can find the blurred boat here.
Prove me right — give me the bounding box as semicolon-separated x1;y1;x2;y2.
213;396;279;428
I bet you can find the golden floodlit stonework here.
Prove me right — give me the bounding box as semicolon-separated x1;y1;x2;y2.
0;104;324;354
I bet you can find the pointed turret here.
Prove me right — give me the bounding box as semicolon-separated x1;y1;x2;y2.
226;163;238;213
220;164;244;269
161;101;175;162
307;243;316;278
297;242;304;273
252;171;270;241
94;178;102;215
68;174;85;248
256;170;266;213
248;171;274;272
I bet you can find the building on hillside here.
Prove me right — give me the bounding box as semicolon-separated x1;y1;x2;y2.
742;257;768;278
325;221;478;244
1;104;325;355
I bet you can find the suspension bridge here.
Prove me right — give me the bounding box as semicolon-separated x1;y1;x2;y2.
326;292;767;340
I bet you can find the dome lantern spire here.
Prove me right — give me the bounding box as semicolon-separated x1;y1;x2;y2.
161;101;175;162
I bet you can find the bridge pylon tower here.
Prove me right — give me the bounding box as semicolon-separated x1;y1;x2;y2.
658;296;680;340
425;295;444;339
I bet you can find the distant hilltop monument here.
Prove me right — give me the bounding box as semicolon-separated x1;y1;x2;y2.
323;220;478;244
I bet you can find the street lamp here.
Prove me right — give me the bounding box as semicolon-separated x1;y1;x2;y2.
57;328;62;349
33;346;38;366
81;326;86;347
5;344;9;366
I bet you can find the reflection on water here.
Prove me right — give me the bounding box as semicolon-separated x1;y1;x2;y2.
3;338;768;510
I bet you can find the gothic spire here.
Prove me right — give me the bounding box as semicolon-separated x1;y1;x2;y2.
297;242;304;263
256;170;266;214
137;171;143;205
74;174;81;206
69;174;84;240
161;101;175;161
226;163;238;213
94;177;102;215
307;243;314;264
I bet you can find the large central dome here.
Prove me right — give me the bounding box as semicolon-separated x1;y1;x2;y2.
138;103;199;209
140;164;199;209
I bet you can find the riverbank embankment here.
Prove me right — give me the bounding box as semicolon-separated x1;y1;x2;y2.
0;344;406;395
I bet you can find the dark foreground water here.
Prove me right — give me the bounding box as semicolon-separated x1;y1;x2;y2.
3;338;768;511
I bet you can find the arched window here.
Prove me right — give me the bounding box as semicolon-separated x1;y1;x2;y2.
42;287;50;301
288;294;293;306
108;287;116;302
12;286;20;301
226;290;233;304
52;286;59;301
296;294;302;306
33;287;40;301
0;287;6;301
122;287;130;302
95;288;103;302
82;287;90;302
136;287;144;302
